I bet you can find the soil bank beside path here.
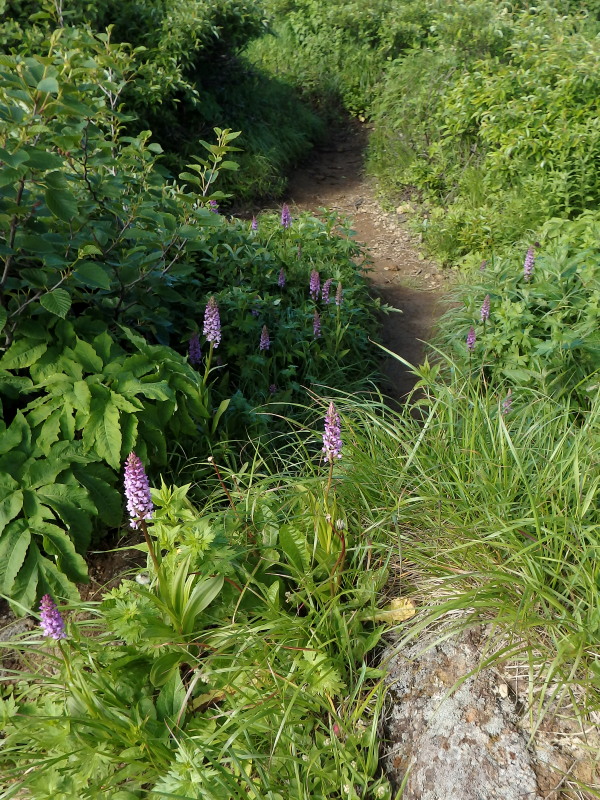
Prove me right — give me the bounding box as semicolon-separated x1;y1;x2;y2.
283;120;449;401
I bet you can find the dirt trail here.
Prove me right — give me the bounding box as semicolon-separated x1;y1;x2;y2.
284;120;448;400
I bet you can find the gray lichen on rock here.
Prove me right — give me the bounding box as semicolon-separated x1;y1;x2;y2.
382;627;571;800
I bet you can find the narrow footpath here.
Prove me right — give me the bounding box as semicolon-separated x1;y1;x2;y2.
284;120;448;399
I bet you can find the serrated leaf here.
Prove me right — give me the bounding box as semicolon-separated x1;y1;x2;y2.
36;76;59;94
77;244;103;257
24;149;63;171
110;390;143;413
72;466;121;527
0;411;30;454
83;395;122;469
38;523;88;583
73;338;103;373
0;519;30;594
37;552;79;601
135;380;173;401
73;262;112;290
40;288;71;318
70;379;92;415
0;489;24;531
9;543;39;613
45;186;77;221
37;408;62;455
23;456;69;489
37;483;94;552
0;339;48;370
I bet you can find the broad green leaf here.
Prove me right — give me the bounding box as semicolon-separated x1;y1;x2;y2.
0;519;30;594
38;522;88;583
36;76;59;94
37;552;80;601
120;410;139;458
0;307;6;333
150;652;186;688
70;379;92;414
181;575;224;634
73;262;112;290
278;524;310;573
77;244;103;257
0;147;29;168
37;408;62;455
0;372;33;398
71;467;121;527
110;390;143;413
0;411;30;454
73;338;103;372
0;339;48;370
24;149;63;171
83;395;122;469
156;669;186;722
23;456;69;489
136;380;173;401
0;489;23;531
45;186;77;221
39;288;71;318
9;544;39;613
37;483;94;552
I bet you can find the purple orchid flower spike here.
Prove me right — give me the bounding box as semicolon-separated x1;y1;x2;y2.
124;452;154;529
203;296;221;348
466;326;476;352
259;325;271;351
39;595;67;640
281;204;292;229
480;294;490;323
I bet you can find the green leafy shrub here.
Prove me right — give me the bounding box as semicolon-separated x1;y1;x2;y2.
437;215;600;408
0;318;214;608
0;0;323;199
0;26;378;606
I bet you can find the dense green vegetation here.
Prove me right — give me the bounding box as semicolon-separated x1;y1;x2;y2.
1;1;599;798
0;19;376;606
0;0;323;198
250;0;600;261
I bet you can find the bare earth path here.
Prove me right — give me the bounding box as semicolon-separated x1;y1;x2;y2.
284;120;448;400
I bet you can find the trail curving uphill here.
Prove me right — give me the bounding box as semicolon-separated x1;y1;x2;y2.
284;120;448;400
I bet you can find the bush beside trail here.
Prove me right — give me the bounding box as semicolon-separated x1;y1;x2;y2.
251;0;600;261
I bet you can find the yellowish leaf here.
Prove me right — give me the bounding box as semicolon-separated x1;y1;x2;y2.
372;597;416;623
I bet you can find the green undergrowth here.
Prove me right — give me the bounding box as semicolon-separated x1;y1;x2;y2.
0;410;396;799
0;0;324;200
0;22;378;609
251;0;600;262
2;366;599;795
337;374;600;735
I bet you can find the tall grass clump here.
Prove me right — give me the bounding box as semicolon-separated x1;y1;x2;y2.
329;370;600;725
